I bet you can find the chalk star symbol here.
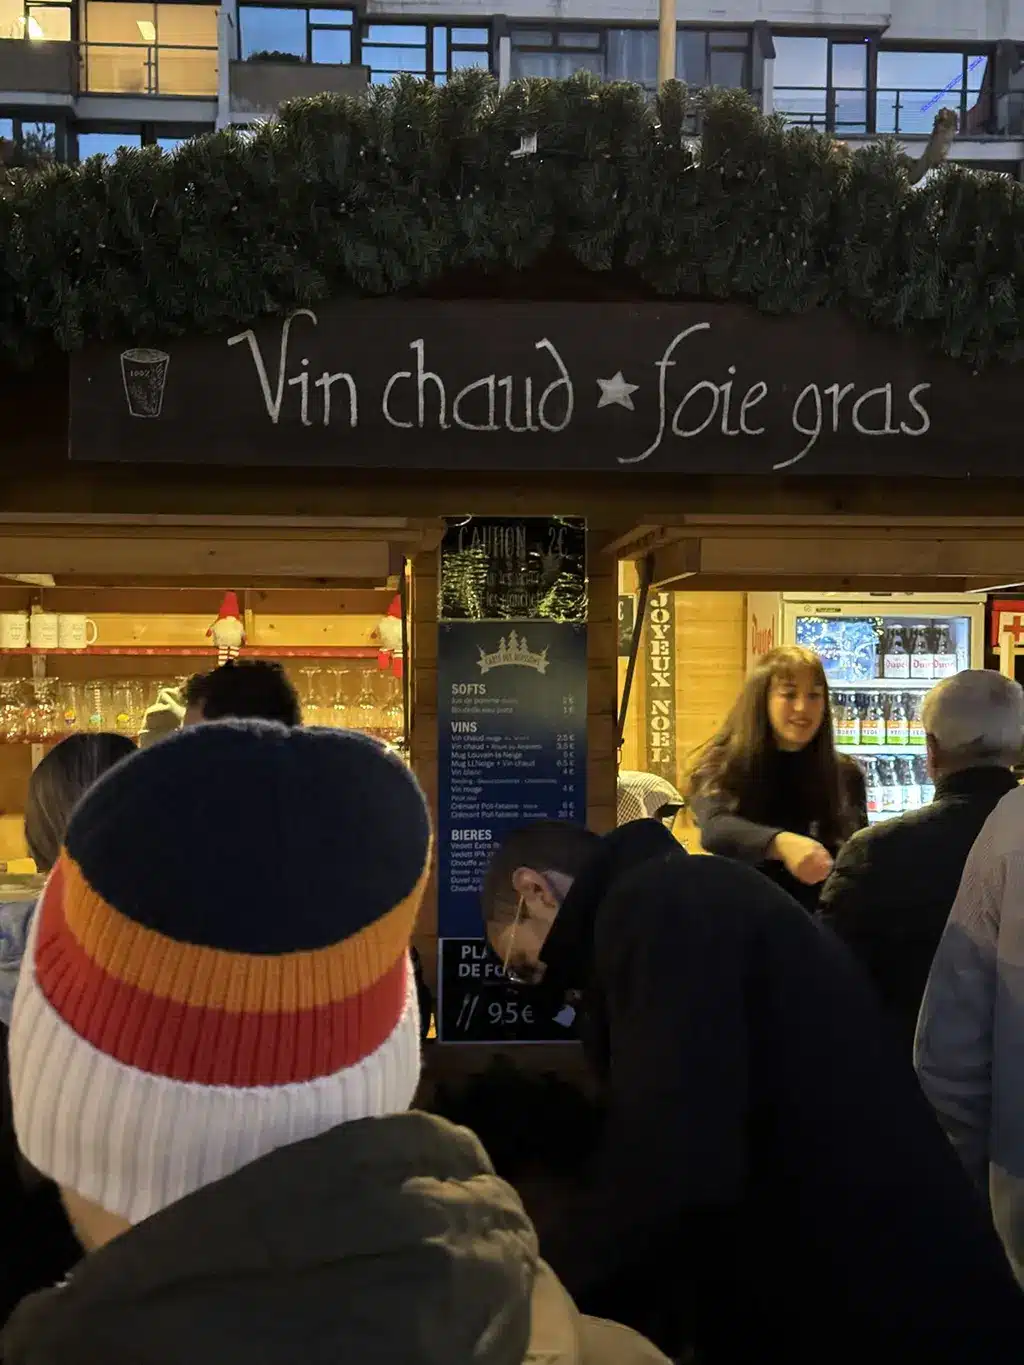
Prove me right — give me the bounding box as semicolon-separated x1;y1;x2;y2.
596;372;639;411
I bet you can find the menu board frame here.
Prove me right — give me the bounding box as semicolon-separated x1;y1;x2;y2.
435;516;588;1044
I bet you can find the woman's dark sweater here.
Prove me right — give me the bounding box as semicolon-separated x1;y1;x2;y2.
689;752;867;911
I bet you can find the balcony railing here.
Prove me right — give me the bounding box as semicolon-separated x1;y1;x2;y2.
81;40;217;97
875;87;982;137
773;84;1007;139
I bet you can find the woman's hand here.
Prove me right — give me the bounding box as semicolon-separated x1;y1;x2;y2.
770;832;834;886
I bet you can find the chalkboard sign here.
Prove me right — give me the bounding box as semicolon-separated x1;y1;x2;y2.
439;516;586;623
66;299;1017;477
436;612;588;1044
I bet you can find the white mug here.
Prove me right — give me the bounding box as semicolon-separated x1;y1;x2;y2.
58;614;98;650
29;612;59;650
0;613;28;649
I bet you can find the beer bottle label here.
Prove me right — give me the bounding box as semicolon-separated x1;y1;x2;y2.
886;718;909;745
910;651;934;681
861;718;884;744
883;652;909;680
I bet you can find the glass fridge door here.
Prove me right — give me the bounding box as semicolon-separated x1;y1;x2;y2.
791;610;972;825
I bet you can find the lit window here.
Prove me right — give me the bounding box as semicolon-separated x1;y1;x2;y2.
83;2;217;96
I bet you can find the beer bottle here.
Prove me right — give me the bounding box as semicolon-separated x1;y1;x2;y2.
861;695;884;745
885;694;908;746
863;757;881;818
908;692;926;746
883;626;910;680
879;756;903;814
910;624;934;682
933;622;958;680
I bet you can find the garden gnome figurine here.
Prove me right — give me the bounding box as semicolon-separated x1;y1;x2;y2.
208;591;245;665
376;594;404;678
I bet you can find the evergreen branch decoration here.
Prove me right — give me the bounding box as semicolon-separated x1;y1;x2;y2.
1;72;1022;367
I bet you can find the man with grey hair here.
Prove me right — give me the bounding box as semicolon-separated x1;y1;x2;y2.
820;670;1024;1051
916;676;1024;1283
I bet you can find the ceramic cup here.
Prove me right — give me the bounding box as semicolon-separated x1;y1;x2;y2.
29;613;59;650
0;613;28;649
57;615;98;650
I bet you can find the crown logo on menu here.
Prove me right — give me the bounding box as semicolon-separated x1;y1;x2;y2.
476;631;550;675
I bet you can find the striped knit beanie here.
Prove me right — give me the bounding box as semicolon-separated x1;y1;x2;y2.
9;720;431;1225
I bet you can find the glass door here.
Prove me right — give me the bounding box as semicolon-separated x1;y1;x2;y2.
790;608;973;824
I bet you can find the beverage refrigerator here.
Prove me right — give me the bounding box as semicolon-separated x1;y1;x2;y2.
746;592;985;825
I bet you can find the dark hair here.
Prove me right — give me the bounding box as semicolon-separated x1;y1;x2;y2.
185;660;301;728
481;820;601;926
686;645;854;847
25;732;137;872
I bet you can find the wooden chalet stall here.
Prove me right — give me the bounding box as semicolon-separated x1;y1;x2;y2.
3;75;1024;1070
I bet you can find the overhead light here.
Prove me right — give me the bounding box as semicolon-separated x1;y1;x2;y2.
137;19;156;41
26;15;44;38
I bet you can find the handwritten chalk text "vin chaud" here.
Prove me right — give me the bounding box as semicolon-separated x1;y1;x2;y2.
227;311;932;470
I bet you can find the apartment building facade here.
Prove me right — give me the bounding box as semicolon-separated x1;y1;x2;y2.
1;0;1023;171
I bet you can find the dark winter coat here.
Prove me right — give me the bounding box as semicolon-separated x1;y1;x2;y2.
819;765;1019;1051
534;820;1024;1363
0;1110;668;1365
689;751;867;910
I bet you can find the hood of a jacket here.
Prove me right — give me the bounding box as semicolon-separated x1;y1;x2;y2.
0;898;34;1027
1;1112;554;1365
539;820;682;1000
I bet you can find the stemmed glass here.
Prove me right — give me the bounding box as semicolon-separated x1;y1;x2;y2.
299;666;323;726
381;673;405;747
329;668;352;729
353;667;381;740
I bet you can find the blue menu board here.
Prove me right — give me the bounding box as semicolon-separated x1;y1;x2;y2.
436;618;587;1042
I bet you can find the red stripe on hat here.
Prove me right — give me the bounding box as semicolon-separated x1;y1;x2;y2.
33;884;408;1087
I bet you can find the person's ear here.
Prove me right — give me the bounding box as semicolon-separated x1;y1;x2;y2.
511;865;559;914
925;734;941;780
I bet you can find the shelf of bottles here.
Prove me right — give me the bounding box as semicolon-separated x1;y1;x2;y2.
795;614;971;826
0;663;406;754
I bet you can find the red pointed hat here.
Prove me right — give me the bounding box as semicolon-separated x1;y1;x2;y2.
217;592;241;620
386;594;401;619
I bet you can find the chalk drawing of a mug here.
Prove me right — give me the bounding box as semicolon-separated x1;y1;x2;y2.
120;348;170;418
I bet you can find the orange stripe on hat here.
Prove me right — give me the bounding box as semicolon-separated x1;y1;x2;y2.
53;852;428;1014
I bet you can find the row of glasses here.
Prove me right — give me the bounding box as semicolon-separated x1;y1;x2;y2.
0;678;187;743
0;669;407;747
299;667;404;744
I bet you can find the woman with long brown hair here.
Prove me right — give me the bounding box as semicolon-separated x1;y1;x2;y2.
0;732;136;1326
686;645;866;910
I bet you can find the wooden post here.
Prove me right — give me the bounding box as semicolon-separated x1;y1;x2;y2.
1000;624;1018;682
658;0;676;88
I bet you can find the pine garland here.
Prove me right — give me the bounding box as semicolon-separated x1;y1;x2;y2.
1;71;1021;367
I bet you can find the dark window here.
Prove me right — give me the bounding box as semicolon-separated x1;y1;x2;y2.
773;33;869;133
236;10;488;82
361;20;489;84
72;122;211;161
512;24;751;91
77;128;143;160
0;114;58;165
238;5;354;64
876;48;988;136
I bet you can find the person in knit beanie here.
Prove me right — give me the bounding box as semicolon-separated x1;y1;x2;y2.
1;721;667;1365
